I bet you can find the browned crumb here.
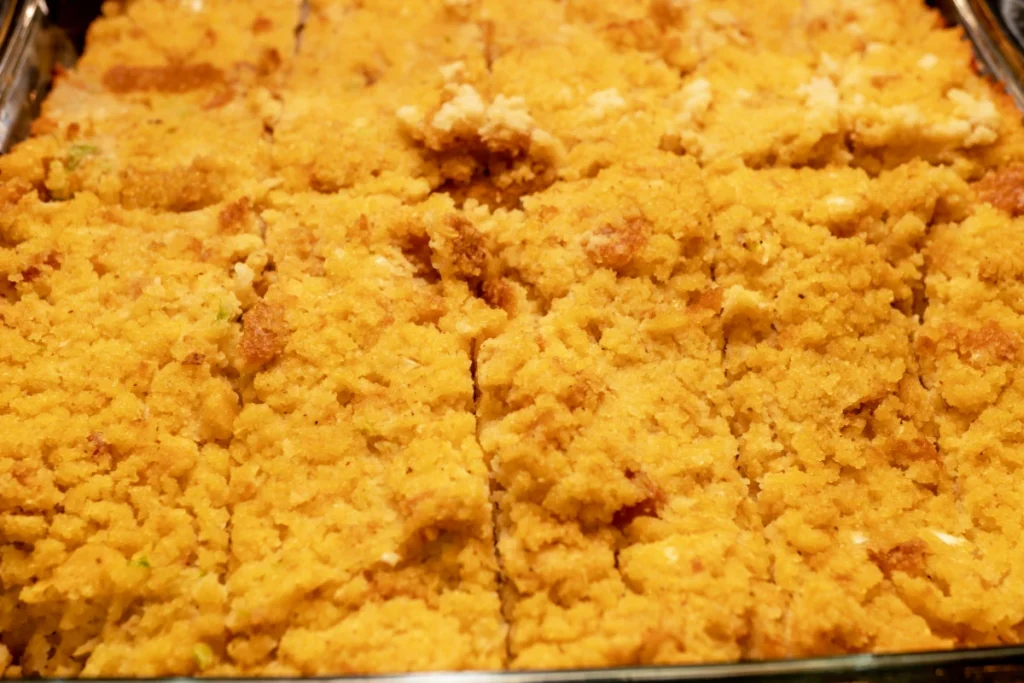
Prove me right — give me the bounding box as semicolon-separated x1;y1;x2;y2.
238;301;288;367
583;216;651;270
870;540;930;578
218;197;254;233
102;63;226;94
974;164;1024;216
439;215;489;282
397;81;563;208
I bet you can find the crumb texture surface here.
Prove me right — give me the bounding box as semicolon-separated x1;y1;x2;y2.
3;0;1024;676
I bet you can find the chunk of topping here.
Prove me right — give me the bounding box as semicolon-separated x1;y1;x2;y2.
102;63;225;94
239;301;288;367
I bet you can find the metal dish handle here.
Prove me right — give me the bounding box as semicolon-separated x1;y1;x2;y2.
0;0;74;152
946;0;1024;110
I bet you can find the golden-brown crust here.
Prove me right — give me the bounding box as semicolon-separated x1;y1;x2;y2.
102;63;226;94
252;16;274;35
927;321;1022;367
218;197;253;233
480;277;517;315
870;539;929;578
443;215;489;282
10;0;1024;676
583;217;650;270
238;301;288;367
610;469;666;529
974;164;1024;216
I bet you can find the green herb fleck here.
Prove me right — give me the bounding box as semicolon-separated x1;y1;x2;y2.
66;144;100;171
129;555;151;568
216;302;232;322
193;642;214;670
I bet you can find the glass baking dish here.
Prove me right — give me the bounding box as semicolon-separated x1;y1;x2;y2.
32;646;1024;682
5;2;1024;682
942;0;1024;108
0;0;73;152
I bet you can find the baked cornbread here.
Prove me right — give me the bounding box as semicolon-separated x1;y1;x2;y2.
710;164;973;656
273;0;492;197
919;191;1024;645
0;0;298;211
0;191;266;676
5;0;1024;676
472;153;772;666
224;192;506;675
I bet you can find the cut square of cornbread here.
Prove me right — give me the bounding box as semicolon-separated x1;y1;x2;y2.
708;164;998;656
0;0;300;211
476;0;688;188
0;94;279;211
79;0;298;98
466;151;710;308
665;24;1024;176
476;270;769;668
47;0;298;126
272;0;490;197
918;195;1024;645
223;192;506;675
0;189;268;677
470;152;772;667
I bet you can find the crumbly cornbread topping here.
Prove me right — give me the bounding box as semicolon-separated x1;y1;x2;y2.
4;0;1024;676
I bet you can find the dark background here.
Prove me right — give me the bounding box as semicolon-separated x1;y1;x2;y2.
48;0;104;53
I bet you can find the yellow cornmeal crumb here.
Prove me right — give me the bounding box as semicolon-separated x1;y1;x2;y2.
709;165;993;656
661;46;847;170
919;204;1024;645
0;190;266;677
272;0;490;196
470;151;709;306
482;0;689;183
0;0;298;211
476;271;770;668
666;25;1024;175
225;193;505;675
0;95;277;212
84;0;297;93
8;0;1024;676
709;161;971;277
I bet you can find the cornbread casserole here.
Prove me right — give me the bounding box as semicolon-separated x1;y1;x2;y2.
5;0;1024;676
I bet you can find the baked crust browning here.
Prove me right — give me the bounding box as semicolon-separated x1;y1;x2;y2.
710;164;991;657
918;206;1024;647
222;192;506;676
0;0;299;212
974;164;1024;217
238;301;288;368
476;272;770;668
6;0;1024;676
